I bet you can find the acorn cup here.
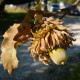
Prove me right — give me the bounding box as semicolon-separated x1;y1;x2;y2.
28;15;75;65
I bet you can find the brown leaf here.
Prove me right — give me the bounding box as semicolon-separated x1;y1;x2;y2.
13;24;31;43
13;11;34;43
1;24;20;75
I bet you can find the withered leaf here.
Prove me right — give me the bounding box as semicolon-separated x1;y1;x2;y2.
13;24;31;43
1;24;20;75
13;11;34;43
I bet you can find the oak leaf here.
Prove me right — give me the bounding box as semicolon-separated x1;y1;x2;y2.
13;24;31;43
13;13;32;43
1;24;20;75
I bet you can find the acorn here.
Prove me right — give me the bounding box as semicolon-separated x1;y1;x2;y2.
49;48;67;65
29;16;75;65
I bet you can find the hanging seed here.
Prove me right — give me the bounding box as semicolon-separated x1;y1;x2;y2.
29;16;75;65
49;48;67;65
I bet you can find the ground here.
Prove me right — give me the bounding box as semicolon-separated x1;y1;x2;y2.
0;15;80;80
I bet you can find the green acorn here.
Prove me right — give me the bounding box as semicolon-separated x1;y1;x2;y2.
49;48;67;65
28;16;75;65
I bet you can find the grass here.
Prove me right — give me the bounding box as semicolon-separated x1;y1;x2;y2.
59;63;80;80
0;11;27;35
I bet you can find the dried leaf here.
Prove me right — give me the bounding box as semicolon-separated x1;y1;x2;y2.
1;24;20;75
13;11;34;43
13;24;31;43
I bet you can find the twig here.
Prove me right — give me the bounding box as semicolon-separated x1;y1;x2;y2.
59;0;80;18
21;0;80;29
59;12;68;19
28;0;80;17
46;0;80;17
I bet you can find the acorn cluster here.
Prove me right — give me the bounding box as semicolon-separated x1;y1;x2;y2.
28;14;75;65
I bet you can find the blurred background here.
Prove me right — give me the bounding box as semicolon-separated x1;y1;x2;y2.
0;0;80;34
0;0;80;80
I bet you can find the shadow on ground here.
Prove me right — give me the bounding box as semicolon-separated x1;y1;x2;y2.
0;39;80;80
